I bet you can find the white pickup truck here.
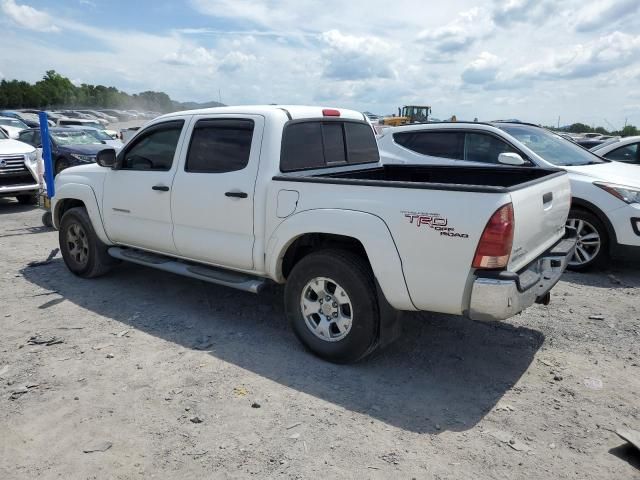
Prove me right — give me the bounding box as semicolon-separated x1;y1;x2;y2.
51;105;576;363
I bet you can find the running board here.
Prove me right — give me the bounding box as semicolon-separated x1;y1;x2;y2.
108;247;266;294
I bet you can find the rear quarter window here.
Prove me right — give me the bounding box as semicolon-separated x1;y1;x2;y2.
393;131;464;160
280;120;378;172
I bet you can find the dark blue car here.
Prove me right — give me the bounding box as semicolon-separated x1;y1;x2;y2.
17;127;112;175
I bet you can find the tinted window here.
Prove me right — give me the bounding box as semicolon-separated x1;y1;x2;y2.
186;119;254;173
465;133;517;164
605;143;638;163
281;121;378;172
121;121;184;171
345;122;379;164
0;128;8;140
18;130;34;145
281;122;325;171
322;123;346;165
394;131;464;160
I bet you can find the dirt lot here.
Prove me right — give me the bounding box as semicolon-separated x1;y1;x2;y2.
1;200;639;479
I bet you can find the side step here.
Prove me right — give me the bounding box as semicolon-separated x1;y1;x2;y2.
108;247;266;294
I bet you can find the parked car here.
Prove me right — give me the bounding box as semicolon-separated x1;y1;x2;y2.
17;127;113;175
591;136;640;165
0;116;29;138
61;126;123;148
57;118;118;138
378;121;640;270
576;137;607;149
0;110;40;128
50;105;574;363
77;110;117;123
0;127;40;204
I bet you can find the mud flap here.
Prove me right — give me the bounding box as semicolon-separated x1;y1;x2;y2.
375;280;403;350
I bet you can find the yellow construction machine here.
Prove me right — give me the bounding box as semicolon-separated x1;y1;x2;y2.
381;105;431;126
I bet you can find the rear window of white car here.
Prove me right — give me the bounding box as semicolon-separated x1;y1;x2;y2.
280;120;379;172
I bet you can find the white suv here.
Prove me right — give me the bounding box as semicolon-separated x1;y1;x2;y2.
378;121;640;270
0;127;40;204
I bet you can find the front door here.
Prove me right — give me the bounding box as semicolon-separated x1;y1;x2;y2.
171;115;264;270
102;119;188;254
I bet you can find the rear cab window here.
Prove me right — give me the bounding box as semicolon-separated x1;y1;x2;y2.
280;120;378;172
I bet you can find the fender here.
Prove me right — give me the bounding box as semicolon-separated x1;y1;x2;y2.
52;183;112;245
266;208;416;311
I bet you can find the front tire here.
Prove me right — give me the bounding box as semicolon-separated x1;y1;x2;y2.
566;209;608;271
59;207;115;278
284;250;380;363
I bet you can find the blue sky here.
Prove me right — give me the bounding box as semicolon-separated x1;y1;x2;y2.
1;0;639;128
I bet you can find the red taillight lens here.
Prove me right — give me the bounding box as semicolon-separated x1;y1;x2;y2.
473;203;514;269
322;108;340;117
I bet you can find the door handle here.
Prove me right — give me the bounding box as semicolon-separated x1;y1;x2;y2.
152;185;170;192
225;191;248;198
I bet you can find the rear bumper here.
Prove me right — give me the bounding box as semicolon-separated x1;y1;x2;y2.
468;230;577;321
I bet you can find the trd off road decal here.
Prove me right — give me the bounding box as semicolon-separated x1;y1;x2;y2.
403;211;469;239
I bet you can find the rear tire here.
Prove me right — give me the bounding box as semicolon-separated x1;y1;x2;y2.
284;250;380;363
566;209;608;271
59;207;116;278
16;194;37;205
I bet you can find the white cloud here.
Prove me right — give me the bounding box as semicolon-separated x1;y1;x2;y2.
163;47;216;66
320;30;395;81
418;8;494;56
514;31;640;81
462;52;503;84
1;0;59;32
493;0;558;27
575;0;640;32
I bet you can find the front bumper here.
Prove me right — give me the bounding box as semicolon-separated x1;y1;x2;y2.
468;230;577;322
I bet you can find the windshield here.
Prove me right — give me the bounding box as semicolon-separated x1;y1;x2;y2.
0;118;28;129
82;129;112;141
51;130;103;146
498;124;606;166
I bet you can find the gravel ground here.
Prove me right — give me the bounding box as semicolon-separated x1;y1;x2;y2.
1;200;639;479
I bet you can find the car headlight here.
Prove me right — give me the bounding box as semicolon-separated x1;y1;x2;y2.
26;150;37;163
594;182;640;205
70;154;96;163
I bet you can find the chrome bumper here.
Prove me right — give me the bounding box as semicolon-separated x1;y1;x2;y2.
468;231;577;322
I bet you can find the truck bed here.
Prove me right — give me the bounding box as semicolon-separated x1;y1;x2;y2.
274;164;565;192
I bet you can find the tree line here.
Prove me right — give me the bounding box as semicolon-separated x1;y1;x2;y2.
546;122;638;137
0;70;177;113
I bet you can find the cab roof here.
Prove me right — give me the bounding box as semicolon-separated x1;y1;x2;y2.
159;105;367;122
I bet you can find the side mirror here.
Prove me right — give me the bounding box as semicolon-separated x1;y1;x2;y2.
96;148;117;168
498;152;526;166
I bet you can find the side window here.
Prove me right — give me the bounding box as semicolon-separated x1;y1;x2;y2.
464;133;517;164
18;131;35;146
121;120;184;171
345;122;379;164
186;119;254;173
393;131;464;160
605;143;638;163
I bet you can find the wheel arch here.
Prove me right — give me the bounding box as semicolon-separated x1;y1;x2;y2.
571;197;617;250
52;183;111;245
266;209;416;311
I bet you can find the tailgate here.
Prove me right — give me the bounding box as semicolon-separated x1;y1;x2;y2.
508;172;571;272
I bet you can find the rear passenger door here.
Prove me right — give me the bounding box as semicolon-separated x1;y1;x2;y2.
171;115;264;270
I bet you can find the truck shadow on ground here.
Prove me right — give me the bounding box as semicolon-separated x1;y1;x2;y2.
22;259;544;434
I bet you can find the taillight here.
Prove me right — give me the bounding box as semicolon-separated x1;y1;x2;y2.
473;203;514;269
322;108;340;117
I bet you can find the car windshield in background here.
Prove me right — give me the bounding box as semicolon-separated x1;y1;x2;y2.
51;130;103;146
498;124;606;166
83;129;112;141
0;118;28;129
